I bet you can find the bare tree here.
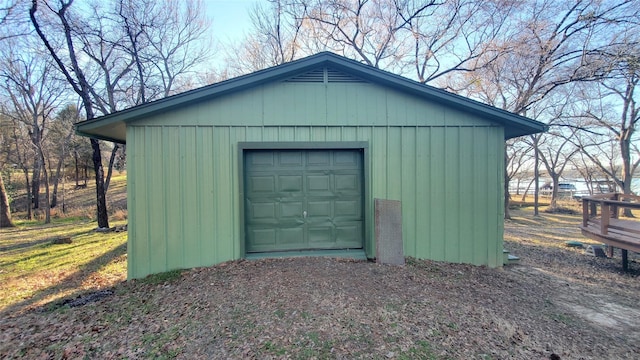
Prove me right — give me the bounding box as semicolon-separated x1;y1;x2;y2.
225;0;307;74
70;1;135;198
117;0;211;100
528;89;583;211
0;169;12;227
405;0;515;84
29;0;212;228
228;0;516;83
0;4;18;227
504;138;534;211
536;131;580;210
3;115;34;219
47;104;79;209
0;1;15;24
450;0;637;218
0;39;65;223
146;0;210;97
294;0;440;70
0;114;14;227
571;151;615;195
573;51;639;215
30;0;112;228
0;0;26;41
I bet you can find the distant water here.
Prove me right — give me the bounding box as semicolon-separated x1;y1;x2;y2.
573;178;639;194
511;178;640;195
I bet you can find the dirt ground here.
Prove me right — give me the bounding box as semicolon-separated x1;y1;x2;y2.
1;209;639;359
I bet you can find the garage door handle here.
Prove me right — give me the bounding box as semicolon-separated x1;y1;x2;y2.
303;210;307;218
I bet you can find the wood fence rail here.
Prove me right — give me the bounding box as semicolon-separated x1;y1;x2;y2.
580;193;640;271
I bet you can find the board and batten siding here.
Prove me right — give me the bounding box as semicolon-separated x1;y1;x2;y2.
126;80;505;279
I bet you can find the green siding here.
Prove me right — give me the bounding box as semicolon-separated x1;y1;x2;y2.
401;127;416;258
132;82;490;128
126;81;506;279
165;127;182;271
429;127;445;261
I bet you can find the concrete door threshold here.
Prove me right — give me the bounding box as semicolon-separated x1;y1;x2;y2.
245;249;368;261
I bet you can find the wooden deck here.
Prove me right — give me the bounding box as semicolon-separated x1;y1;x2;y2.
580;193;640;271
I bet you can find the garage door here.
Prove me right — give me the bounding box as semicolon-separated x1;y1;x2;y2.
245;149;364;253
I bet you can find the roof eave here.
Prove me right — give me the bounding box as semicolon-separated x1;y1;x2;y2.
75;128;126;144
320;58;546;138
75;52;547;142
75;53;337;132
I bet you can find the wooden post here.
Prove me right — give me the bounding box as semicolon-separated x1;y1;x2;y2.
600;201;609;235
622;249;628;272
612;194;619;219
582;199;589;227
607;245;614;258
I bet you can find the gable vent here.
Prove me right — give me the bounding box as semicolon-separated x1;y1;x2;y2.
285;67;366;83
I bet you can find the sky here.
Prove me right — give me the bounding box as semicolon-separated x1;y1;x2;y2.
205;0;258;43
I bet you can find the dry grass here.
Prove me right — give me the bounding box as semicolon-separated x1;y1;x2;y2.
6;172;127;221
0;220;127;312
0;174;128;312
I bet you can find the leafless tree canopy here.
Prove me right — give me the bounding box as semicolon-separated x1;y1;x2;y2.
0;0;212;226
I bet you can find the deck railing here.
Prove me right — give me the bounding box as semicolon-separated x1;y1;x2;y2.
580;193;640;270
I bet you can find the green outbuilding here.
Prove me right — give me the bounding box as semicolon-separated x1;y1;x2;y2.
76;52;545;279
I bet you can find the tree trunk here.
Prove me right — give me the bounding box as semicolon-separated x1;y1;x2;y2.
29;0;109;229
62;164;66;213
31;158;41;209
0;172;14;228
39;149;51;224
548;175;560;210
51;139;68;208
91;139;109;229
620;131;634;217
104;143;119;193
51;154;64;208
521;178;535;202
22;168;32;220
75;151;79;187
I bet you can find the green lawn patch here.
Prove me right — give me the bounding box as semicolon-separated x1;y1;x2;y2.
0;218;128;312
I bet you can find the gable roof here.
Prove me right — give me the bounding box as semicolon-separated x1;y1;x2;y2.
75;52;546;143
